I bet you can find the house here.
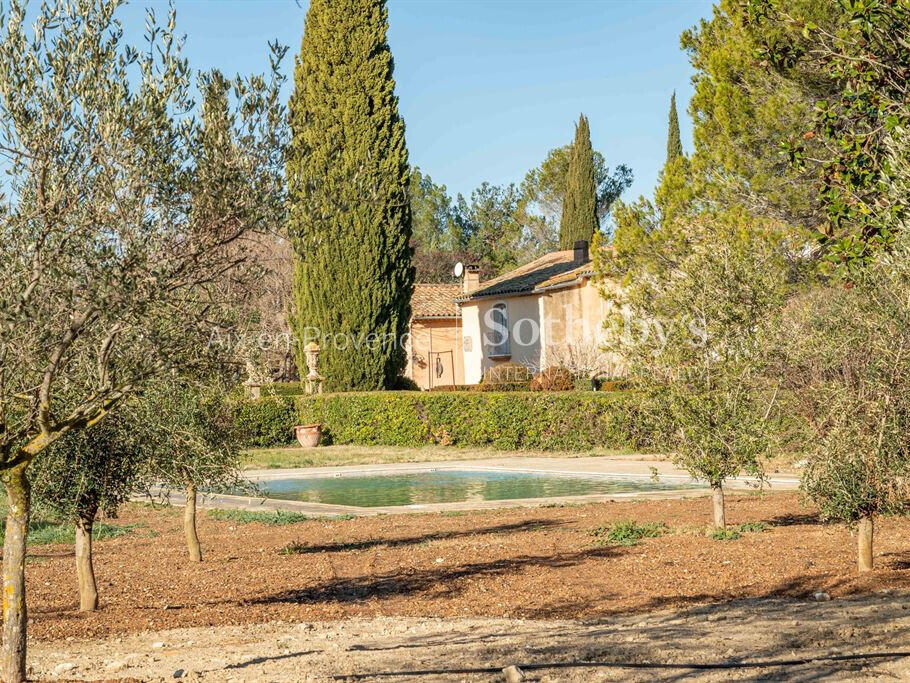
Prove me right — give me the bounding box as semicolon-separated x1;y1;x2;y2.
456;241;622;384
404;240;622;388
405;282;465;389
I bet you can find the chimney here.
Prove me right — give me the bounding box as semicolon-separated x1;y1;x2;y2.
573;240;590;263
463;264;481;294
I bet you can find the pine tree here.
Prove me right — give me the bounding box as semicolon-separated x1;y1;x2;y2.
559;114;599;250
288;0;414;391
666;91;683;164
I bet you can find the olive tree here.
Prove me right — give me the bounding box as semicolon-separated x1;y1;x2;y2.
0;1;286;678
30;402;153;611
775;264;910;571
139;380;245;563
597;217;796;528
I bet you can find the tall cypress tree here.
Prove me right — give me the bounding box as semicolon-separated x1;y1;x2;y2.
288;0;413;391
559;114;598;250
666;91;683;164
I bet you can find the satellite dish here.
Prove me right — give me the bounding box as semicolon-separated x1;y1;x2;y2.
453;262;464;278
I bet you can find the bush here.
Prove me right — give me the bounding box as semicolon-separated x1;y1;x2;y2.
591;521;668;546
530;366;574;391
481;362;533;390
391;375;420;391
262;382;306;397
231;396;297;448
297;390;665;451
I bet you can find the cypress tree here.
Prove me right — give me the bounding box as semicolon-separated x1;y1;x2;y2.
288;0;413;391
559;114;599;250
666;91;683;164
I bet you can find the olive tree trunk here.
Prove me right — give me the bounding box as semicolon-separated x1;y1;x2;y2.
75;512;99;611
711;484;726;530
1;463;31;683
184;483;202;562
857;514;874;572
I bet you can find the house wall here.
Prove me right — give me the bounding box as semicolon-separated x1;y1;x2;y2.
407;318;464;390
539;278;625;377
461;294;543;383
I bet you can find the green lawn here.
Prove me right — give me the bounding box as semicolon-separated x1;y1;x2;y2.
243;444;635;470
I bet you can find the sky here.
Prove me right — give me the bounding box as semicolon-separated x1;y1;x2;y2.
116;0;715;205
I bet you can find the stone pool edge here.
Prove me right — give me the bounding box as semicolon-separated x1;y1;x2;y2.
148;458;799;519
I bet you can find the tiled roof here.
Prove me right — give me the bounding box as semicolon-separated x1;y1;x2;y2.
535;262;594;290
457;250;589;301
412;283;462;319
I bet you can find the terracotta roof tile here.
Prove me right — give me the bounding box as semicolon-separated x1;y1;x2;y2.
412;283;462;318
457;250;588;301
535;262;594;290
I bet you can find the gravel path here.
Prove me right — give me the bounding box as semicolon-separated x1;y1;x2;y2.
30;591;910;682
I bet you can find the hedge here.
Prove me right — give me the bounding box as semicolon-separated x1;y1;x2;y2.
295;391;667;451
231;395;297;448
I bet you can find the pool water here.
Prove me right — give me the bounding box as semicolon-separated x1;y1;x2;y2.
253;470;700;508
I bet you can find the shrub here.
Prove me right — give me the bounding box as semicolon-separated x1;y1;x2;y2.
391;375;420;391
481;362;533;389
530;366;574;391
297;390;664;451
207;509;312;525
262;382;306;397
591;521;668;546
231;396;297;448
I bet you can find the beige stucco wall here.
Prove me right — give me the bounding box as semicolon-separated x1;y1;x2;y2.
459;277;625;384
407;318;464;390
539;278;625;377
460;294;543;383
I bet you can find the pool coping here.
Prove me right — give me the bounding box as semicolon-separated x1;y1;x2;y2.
154;458;800;518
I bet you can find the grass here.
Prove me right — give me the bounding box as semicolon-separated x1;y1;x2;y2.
279;540;310;555
711;521;771;541
243;444;636;470
591;520;669;546
0;521;150;546
207;509;314;525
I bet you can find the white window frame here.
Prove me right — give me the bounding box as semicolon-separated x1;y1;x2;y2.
488;302;510;358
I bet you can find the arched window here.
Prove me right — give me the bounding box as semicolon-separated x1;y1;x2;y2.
489;302;510;357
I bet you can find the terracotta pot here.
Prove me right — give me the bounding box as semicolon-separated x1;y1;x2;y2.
295;424;322;448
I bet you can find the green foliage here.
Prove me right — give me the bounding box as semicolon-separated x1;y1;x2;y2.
710;522;769;541
0;0;288;471
207;509;313;525
772;233;910;524
601;218;797;490
297;391;666;451
0;520;147;547
666;91;683;164
530;367;574;392
591;520;668;546
519;141;632;257
559;114;599;249
680;0;835;233
139;381;247;493
481;362;534;388
289;0;413;391
746;0;910;275
31;400;152;525
232;396;297;448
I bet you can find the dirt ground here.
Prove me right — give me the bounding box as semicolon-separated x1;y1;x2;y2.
29;594;910;681
21;492;910;680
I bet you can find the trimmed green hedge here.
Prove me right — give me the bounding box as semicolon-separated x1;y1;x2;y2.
231;396;297;448
296;391;665;451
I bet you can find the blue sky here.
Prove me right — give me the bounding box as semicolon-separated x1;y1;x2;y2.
118;0;714;204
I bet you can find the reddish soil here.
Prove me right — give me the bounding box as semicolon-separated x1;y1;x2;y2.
24;492;910;643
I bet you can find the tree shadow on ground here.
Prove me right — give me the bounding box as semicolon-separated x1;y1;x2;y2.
284;518;564;554
765;512;822;527
338;575;910;683
251;546;617;607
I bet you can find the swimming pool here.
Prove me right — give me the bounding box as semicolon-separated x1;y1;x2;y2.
252;469;702;508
